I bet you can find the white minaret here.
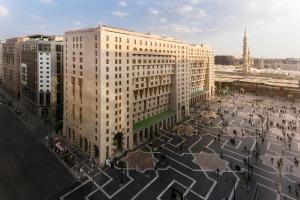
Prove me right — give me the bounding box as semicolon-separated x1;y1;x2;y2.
248;47;251;67
243;28;250;74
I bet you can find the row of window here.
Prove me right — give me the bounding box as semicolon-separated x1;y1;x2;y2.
68;34;211;54
39;62;50;65
133;107;169;124
40;57;50;60
40;84;50;88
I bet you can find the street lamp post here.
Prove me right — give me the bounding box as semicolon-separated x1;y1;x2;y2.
254;129;260;163
198;116;200;135
119;160;126;185
261;116;264;137
266;112;269;132
241;148;250;174
241;147;256;179
91;158;95;183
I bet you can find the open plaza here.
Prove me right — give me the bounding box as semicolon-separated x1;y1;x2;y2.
50;92;300;200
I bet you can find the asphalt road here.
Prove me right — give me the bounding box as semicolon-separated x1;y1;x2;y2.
0;105;76;200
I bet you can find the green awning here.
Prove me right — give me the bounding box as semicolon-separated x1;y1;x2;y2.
133;110;176;133
191;89;208;97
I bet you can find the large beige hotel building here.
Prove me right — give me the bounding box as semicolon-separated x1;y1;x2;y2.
63;25;215;165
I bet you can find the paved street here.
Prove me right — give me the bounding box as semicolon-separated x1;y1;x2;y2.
54;93;300;200
0;105;77;200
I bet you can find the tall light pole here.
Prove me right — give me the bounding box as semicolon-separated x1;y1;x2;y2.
231;177;239;200
266;112;269;133
197;116;200;135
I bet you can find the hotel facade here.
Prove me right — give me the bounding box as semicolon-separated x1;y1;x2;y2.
63;25;215;165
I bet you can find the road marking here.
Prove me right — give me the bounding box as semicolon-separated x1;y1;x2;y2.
131;170;159;200
85;188;99;200
204;181;217;200
228;172;240;200
60;179;90;200
188;136;202;153
250;138;256;151
156;180;183;200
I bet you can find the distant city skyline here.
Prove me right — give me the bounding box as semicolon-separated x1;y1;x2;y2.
0;0;299;58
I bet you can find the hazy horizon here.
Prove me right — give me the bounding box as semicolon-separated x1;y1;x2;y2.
0;0;299;58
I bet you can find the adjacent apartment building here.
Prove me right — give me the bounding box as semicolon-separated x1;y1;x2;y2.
2;37;23;99
20;35;64;125
63;25;214;164
0;40;4;89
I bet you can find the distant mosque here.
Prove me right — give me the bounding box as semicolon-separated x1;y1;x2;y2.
242;28;252;74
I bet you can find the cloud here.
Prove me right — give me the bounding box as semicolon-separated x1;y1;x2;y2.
141;0;300;57
28;14;46;22
175;5;207;19
1;0;299;57
159;18;167;23
151;23;205;34
38;0;55;5
0;5;8;17
74;21;82;26
112;11;129;18
148;7;159;15
118;1;127;7
39;25;47;29
188;0;216;4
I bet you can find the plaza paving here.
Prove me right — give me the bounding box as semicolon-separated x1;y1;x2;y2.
55;93;300;200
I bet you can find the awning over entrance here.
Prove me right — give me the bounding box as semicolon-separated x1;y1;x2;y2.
133;110;176;133
191;89;208;97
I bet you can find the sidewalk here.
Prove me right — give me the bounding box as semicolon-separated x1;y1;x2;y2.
49;134;103;181
1;90;44;132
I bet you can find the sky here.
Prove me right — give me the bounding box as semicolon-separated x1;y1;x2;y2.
0;0;299;58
